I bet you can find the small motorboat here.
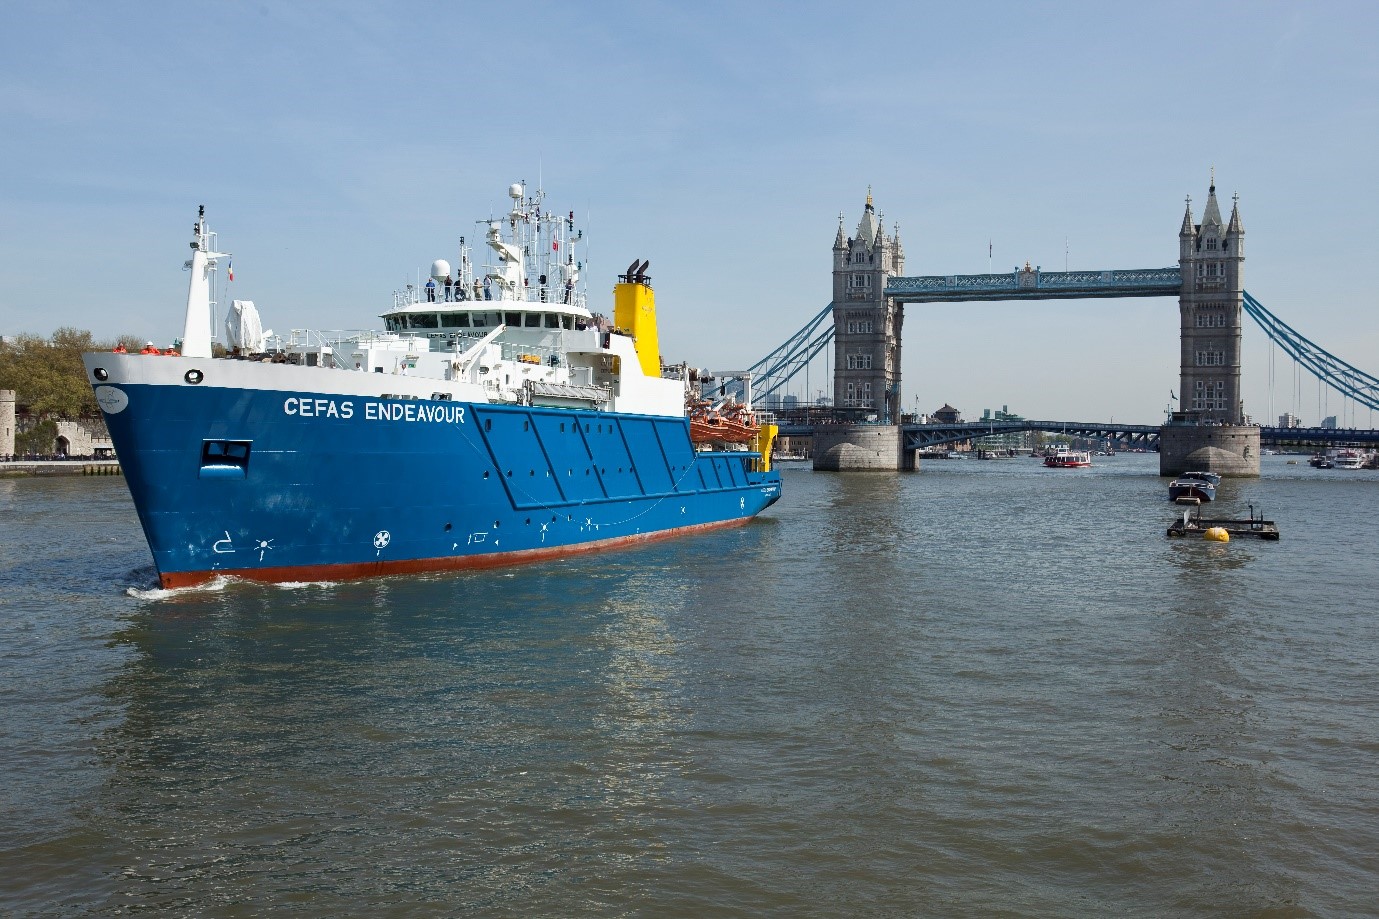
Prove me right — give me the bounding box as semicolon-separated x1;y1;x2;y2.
1168;470;1220;503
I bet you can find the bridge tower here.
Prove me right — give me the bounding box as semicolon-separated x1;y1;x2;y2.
1177;178;1245;424
1161;176;1259;475
831;188;904;422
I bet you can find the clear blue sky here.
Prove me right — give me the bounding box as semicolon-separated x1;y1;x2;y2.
2;1;1376;425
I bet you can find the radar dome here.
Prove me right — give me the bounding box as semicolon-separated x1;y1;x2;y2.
431;259;451;280
508;183;523;199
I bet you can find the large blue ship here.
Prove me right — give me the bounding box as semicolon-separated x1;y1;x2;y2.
84;184;781;588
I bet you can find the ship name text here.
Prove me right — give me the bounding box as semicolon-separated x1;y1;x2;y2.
282;396;466;425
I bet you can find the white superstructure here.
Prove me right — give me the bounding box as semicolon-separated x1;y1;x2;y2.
223;182;686;418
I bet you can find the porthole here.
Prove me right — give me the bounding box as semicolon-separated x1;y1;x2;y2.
184;369;204;384
93;367;109;381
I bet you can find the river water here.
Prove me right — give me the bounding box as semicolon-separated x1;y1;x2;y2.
2;454;1377;917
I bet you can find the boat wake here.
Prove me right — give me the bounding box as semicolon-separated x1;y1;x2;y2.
124;573;231;600
124;573;340;599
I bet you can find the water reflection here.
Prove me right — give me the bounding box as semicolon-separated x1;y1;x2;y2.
90;560;705;913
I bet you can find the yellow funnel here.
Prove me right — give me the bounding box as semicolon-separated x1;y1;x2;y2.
613;275;661;378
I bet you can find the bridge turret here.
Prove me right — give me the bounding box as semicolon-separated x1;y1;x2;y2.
1226;193;1244;256
1179;196;1196;261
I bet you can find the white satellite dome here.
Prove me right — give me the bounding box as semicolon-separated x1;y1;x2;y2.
508;183;523;199
430;259;451;280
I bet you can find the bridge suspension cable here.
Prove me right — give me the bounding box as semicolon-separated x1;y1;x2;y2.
739;302;835;406
1242;291;1379;414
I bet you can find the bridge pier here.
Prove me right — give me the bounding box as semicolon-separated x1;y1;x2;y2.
1158;423;1260;477
813;424;916;472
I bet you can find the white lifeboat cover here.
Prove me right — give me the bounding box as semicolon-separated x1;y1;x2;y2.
225;299;265;352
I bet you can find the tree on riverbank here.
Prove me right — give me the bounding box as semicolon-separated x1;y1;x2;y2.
0;328;142;417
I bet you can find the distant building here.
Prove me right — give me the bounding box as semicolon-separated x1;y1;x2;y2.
1278;412;1302;429
932;403;961;424
976;405;1028;450
1321;416;1338;429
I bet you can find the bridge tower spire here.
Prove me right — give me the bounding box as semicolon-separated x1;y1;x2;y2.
831;189;905;422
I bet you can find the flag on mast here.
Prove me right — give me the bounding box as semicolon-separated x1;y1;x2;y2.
227;259;234;282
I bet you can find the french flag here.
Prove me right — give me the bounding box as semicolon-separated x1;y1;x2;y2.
227;259;234;282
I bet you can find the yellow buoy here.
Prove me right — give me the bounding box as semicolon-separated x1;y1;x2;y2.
1203;526;1230;542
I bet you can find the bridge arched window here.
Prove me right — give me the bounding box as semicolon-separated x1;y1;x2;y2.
846;354;873;370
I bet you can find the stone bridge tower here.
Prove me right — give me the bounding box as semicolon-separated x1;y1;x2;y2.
832;189;904;422
1161;175;1259;476
1177;178;1245;424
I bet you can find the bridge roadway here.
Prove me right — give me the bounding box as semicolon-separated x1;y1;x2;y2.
774;419;1379;451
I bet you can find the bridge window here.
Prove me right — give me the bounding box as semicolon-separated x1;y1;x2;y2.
849;274;871;289
1195;350;1225;366
1195;312;1227;328
847;354;873;370
1206;236;1219;250
1193;380;1227;411
846;320;873;334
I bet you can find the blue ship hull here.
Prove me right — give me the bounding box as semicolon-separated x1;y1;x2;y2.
99;377;781;587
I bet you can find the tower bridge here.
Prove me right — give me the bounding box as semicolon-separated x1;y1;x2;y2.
739;178;1379;475
773;419;1379;452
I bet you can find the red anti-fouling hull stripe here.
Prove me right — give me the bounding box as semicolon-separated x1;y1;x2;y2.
158;517;750;589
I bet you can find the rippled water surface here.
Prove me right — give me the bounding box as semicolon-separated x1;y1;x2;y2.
2;455;1378;916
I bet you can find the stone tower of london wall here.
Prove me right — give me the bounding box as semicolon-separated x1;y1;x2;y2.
1;390;15;457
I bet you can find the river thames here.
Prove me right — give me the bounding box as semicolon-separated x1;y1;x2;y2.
2;454;1377;917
